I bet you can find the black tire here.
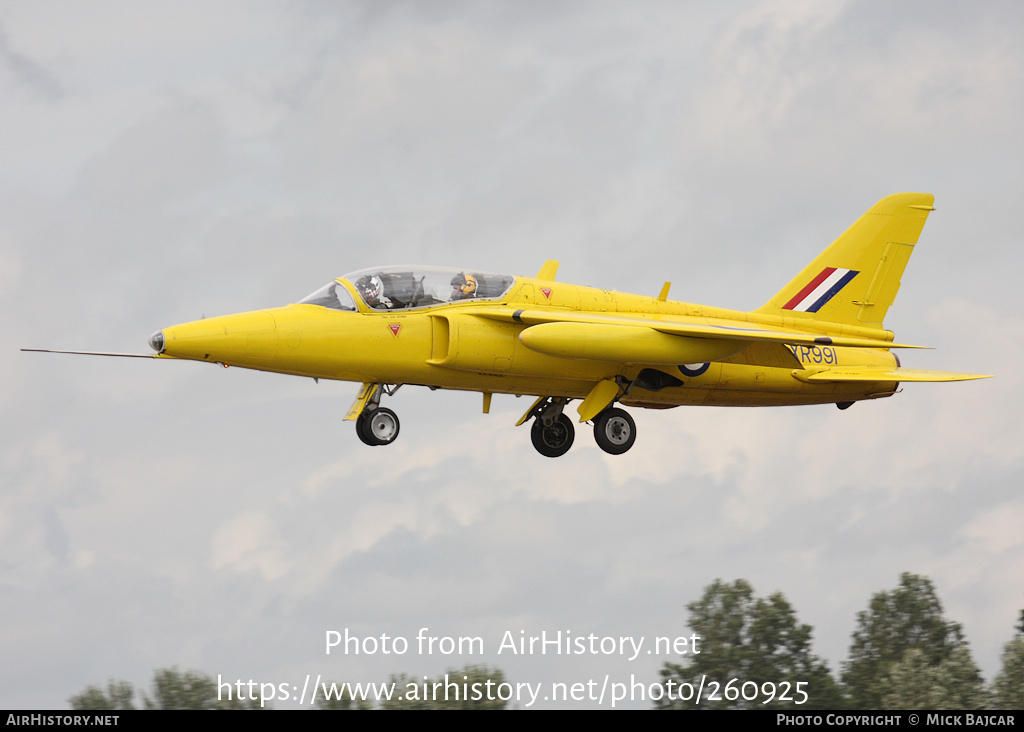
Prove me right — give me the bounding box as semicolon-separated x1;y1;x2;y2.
530;414;575;458
357;407;400;446
355;412;377;445
593;407;635;455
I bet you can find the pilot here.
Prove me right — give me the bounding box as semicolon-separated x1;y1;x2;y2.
450;272;478;300
356;275;393;309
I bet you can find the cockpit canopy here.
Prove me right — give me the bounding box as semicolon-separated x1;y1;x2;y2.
297;280;358;311
299;266;515;311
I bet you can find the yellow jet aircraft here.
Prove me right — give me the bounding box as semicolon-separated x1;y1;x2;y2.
26;193;989;457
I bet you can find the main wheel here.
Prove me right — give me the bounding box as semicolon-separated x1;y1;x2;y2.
593;407;635;455
531;414;575;457
357;407;400;446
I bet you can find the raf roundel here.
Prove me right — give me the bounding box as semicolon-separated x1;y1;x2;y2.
678;363;710;377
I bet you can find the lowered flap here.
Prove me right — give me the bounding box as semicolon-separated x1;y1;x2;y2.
792;367;992;383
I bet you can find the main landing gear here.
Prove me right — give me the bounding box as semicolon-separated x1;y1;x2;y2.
529;399;575;458
592;407;636;455
525;397;636;458
354;384;402;446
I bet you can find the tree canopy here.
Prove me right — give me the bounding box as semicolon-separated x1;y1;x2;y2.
69;668;263;710
71;665;509;710
842;572;982;709
879;647;988;709
68;681;136;711
657;579;842;709
992;609;1024;709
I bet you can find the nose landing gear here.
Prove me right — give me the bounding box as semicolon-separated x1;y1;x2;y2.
351;383;402;446
357;406;400;446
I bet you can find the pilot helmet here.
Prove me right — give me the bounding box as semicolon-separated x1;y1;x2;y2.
451;273;477;295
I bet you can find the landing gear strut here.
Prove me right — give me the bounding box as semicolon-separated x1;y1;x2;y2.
354;384;402;446
527;398;575;458
522;397;638;457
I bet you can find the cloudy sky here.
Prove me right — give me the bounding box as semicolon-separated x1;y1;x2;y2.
2;0;1022;709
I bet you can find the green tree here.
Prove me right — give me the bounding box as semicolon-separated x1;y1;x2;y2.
69;680;136;710
842;573;976;709
991;610;1024;709
70;668;263;710
143;667;263;709
380;665;508;709
880;647;988;709
657;579;842;709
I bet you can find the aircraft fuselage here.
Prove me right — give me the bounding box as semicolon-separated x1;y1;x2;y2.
156;276;899;410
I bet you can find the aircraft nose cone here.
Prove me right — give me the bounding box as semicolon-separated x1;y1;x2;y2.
148;330;165;353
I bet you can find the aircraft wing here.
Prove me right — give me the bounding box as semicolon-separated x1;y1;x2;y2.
792;367;992;383
465;308;993;379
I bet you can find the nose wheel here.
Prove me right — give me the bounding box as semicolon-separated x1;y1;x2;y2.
349;383;403;446
356;407;400;446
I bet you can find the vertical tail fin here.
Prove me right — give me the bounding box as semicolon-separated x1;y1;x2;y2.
757;193;935;329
